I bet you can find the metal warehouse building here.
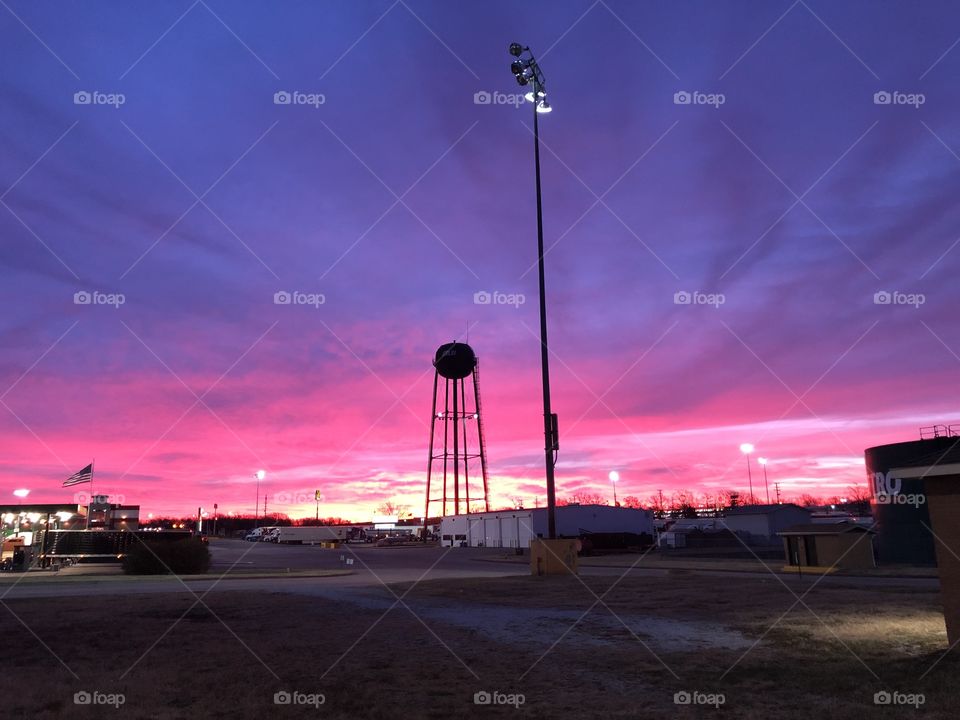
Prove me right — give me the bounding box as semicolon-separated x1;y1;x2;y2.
440;505;654;548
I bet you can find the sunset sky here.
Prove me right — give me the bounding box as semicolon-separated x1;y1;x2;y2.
3;1;960;519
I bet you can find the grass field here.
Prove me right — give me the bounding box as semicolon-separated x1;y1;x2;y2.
2;572;957;719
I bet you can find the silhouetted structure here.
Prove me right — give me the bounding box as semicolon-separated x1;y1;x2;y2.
424;343;489;523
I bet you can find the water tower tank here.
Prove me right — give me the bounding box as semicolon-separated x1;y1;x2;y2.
866;433;960;566
434;342;477;380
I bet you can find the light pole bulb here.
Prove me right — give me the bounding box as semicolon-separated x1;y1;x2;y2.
608;471;619;483
12;489;29;498
758;457;768;465
739;443;754;455
256;470;266;481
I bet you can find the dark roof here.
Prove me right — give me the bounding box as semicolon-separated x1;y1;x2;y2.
725;503;807;515
778;522;875;536
0;503;81;513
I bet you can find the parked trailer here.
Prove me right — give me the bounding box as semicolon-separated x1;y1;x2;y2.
38;529;195;563
268;526;351;544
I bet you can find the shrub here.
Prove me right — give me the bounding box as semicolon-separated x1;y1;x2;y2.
123;538;211;575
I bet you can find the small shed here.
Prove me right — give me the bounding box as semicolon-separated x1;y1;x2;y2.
779;522;876;570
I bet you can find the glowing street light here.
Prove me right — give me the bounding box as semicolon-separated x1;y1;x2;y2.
608;470;620;506
255;469;266;527
758;457;771;504
13;489;29;499
739;444;755;503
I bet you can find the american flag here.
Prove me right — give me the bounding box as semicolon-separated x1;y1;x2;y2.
63;463;93;487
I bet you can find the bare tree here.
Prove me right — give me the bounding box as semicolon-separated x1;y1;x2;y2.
715;489;739;509
561;491;609;506
669;489;698;519
647;492;667;518
375;501;412;519
796;494;823;508
845;483;872;515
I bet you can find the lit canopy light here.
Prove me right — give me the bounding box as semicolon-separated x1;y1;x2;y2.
508;42;548;98
739;443;755;455
12;489;29;498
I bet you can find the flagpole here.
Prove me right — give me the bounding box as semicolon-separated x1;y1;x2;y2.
86;459;95;530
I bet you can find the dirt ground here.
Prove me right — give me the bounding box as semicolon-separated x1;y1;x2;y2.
1;572;956;719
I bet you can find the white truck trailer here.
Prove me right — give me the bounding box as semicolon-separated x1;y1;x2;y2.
267;526;348;544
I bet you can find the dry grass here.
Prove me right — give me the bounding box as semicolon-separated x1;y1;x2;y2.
1;573;958;719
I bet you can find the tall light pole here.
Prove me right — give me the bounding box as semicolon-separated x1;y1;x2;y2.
608;471;619;506
758;457;770;504
12;490;29;538
254;470;265;527
509;42;557;539
739;443;755;503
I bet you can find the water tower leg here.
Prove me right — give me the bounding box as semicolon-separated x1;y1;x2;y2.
461;377;470;515
442;378;449;516
424;370;439;540
453;373;460;515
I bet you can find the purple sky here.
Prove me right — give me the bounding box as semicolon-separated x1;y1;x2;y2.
2;0;960;518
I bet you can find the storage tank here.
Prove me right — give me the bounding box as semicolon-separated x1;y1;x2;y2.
865;429;960;566
433;342;477;380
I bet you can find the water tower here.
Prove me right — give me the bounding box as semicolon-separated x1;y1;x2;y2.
424;342;489;522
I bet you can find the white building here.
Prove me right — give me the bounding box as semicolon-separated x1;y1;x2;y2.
720;503;811;545
439;505;654;548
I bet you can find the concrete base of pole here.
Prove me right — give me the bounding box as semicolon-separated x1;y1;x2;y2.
530;538;579;576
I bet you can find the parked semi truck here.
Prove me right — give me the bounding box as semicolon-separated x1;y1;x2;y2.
266;526;347;544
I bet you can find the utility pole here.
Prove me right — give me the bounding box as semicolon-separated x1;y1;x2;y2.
774;482;782;504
